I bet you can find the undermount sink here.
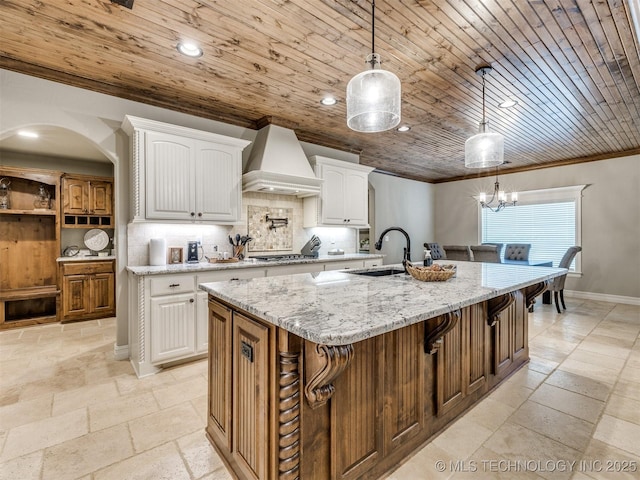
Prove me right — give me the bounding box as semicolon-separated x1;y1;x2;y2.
349;268;406;277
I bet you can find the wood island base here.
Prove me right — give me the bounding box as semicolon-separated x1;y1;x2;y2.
206;283;543;480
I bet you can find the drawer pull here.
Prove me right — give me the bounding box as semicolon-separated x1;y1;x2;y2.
230;278;239;281
169;283;180;288
241;341;254;362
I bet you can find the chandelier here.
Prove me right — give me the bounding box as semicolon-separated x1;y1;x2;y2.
346;0;401;133
479;169;517;212
465;63;504;168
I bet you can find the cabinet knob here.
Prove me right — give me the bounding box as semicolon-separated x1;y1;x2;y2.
189;298;194;303
190;212;196;217
197;212;202;217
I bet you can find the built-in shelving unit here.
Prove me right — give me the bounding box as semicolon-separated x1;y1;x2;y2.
0;166;62;329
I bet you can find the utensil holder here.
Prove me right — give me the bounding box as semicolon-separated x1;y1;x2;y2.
233;245;245;259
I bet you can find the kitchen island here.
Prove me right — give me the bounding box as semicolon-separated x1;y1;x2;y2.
200;261;566;480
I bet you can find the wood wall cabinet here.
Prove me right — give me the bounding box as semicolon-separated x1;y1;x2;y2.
121;116;251;224
62;174;114;228
0;166;61;329
304;156;374;228
59;260;115;322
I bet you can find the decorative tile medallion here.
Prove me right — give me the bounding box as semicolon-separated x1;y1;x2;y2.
248;205;293;251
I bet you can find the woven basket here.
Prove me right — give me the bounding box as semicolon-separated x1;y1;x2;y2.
406;263;456;282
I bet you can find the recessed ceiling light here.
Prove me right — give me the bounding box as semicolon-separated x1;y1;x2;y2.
17;130;39;138
177;41;203;58
321;96;337;106
397;125;411;132
498;98;518;109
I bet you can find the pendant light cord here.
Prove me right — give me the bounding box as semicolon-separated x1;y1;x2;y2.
482;69;487;126
371;0;376;56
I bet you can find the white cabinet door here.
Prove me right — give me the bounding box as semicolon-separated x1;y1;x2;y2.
320;164;347;225
323;260;366;271
265;263;324;276
344;170;369;225
304;156;374;228
196;290;209;354
196;143;242;222
150;292;196;364
146;131;196;220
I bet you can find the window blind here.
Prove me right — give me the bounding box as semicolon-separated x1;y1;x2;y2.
481;202;577;269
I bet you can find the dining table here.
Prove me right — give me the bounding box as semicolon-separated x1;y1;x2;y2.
502;259;554;304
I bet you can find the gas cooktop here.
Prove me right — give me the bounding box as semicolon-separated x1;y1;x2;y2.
251;254;318;262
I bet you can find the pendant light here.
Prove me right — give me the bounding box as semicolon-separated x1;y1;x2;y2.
465;63;504;168
346;0;401;133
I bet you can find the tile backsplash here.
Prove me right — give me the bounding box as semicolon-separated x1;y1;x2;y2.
126;192;357;266
247;205;293;252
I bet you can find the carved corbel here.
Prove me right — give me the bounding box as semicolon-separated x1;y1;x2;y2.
304;343;354;409
424;309;461;354
524;281;548;309
487;292;516;327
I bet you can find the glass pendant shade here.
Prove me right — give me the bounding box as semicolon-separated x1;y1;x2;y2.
465;63;504;169
347;55;401;133
465;123;504;168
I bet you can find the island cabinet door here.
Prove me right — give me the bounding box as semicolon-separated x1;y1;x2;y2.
232;312;271;480
330;335;384;480
436;303;490;417
493;290;527;382
383;322;426;452
207;299;232;449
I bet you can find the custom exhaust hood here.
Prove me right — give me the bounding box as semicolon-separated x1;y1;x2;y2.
242;124;322;197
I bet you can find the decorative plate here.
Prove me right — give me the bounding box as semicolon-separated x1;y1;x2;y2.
84;229;109;252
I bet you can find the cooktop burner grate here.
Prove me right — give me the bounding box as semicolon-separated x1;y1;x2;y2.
251;254;317;261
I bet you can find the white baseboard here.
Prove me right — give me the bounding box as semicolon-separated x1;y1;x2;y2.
564;290;640;306
113;343;129;360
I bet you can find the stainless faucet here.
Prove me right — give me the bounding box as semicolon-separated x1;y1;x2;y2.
375;227;411;273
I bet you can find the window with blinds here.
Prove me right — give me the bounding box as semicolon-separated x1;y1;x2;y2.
479;185;585;272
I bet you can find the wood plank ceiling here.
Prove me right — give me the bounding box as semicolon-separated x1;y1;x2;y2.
1;0;639;182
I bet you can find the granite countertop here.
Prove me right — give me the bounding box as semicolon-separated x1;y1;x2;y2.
126;253;384;276
57;255;116;262
199;261;567;346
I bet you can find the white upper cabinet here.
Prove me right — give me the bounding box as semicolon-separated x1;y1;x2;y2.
122;116;251;223
303;156;374;227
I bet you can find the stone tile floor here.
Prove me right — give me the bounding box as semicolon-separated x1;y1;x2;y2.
0;299;638;479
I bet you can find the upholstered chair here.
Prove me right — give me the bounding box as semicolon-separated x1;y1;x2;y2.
482;242;504;259
423;242;446;260
504;243;531;261
470;245;501;263
442;245;472;261
549;246;582;313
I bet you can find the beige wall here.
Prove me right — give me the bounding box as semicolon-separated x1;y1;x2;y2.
434;155;640;299
369;172;435;264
